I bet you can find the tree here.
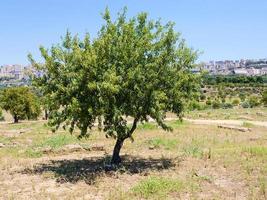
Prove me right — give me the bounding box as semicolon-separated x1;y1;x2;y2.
0;87;41;123
29;8;199;164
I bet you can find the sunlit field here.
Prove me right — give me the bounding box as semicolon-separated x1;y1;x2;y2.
0;112;266;199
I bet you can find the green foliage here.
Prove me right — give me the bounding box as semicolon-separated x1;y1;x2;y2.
248;96;260;108
147;138;178;150
242;122;254;128
204;75;267;86
0;108;4;121
188;100;205;111
262;90;267;106
131;176;184;199
206;98;212;106
0;87;41;123
239;92;246;102
241;101;250;108
212;100;221;109
221;102;233;109
40;134;79;149
183;145;203;158
138;123;157;130
29;8;199;143
232;98;240;106
243;146;267;157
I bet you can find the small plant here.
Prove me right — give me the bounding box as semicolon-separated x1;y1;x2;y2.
138;123;157;130
40;134;79;149
241;101;250;108
243;122;254;128
242;146;267;156
212;100;221;109
262;90;267;106
148;138;178;150
0;108;4;121
188;100;202;111
24;148;43;158
183;145;203;158
221;102;233;109
232;98;240;106
248;96;260;108
131;176;184;199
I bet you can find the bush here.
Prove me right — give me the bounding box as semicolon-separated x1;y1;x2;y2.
221;103;233;109
212;100;221;109
248;96;260;108
0;108;4;121
238;93;245;101
241;101;250;108
188;100;202;111
262;90;267;106
0;87;41;123
200;94;206;101
206;98;212;106
232;98;240;106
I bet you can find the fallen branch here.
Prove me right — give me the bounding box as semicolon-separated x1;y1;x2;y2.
218;125;251;132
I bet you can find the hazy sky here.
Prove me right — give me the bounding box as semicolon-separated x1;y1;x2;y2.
0;0;267;65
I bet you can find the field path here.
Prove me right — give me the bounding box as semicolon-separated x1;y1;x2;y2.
0;118;267;127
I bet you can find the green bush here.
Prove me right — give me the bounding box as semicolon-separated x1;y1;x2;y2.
238;93;246;101
248;96;260;108
0;108;4;121
131;177;184;199
206;99;212;106
212;100;221;109
262;90;267;106
232;98;240;106
200;94;206;101
188;100;202;111
221;102;233;109
241;101;250;108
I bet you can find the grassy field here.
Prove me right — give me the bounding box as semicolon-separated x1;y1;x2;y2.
0;115;266;199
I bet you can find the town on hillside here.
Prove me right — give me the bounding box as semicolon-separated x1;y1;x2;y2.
197;58;267;76
1;58;267;87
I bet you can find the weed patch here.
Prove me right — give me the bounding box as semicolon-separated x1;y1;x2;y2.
131;176;184;199
147;138;178;150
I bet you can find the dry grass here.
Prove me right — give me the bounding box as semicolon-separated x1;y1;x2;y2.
0;117;266;199
185;107;267;121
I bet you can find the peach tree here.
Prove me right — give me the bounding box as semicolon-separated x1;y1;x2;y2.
29;8;199;164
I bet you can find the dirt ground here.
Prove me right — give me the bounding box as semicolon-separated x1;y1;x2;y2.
0;117;266;199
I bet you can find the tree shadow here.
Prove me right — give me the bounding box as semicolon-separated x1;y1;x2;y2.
22;155;179;185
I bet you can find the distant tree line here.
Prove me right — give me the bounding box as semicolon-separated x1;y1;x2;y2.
203;75;267;86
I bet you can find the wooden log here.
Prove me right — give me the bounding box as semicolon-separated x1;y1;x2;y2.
218;125;251;132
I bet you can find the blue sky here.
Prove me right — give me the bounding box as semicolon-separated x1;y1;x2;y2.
0;0;267;65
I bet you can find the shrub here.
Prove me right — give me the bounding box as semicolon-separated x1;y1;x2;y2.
212;100;221;109
131;177;184;199
248;96;260;107
241;101;250;108
206;98;212;106
221;102;233;109
200;94;206;101
0;108;4;121
232;98;240;106
188;100;202;111
262;90;267;106
241;92;246;101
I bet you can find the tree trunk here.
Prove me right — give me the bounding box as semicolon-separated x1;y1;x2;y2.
14;115;19;123
44;110;48;120
111;138;124;165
